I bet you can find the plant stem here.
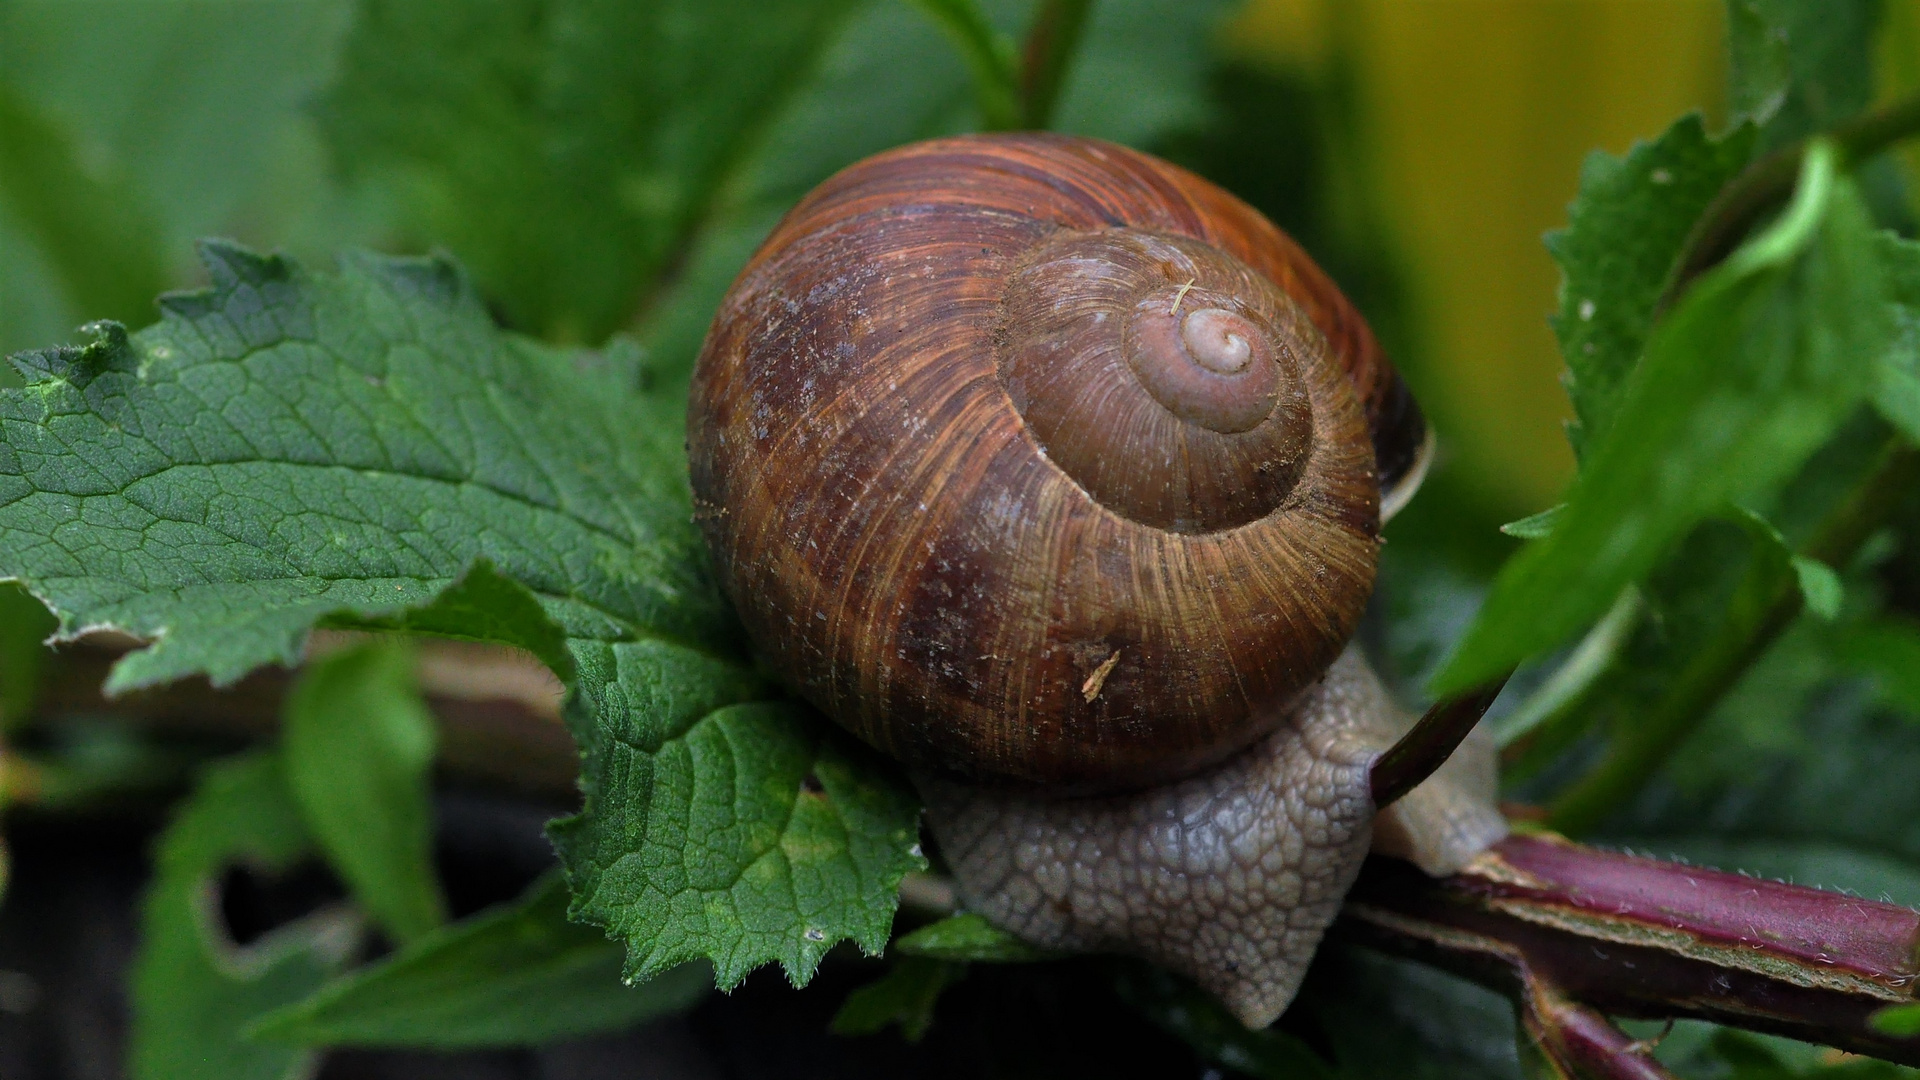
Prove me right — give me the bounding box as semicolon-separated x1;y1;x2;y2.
29;641;579;802
1663;91;1920;312
1519;983;1678;1080
1340;833;1920;1066
1370;672;1510;809
1017;0;1093;129
1546;438;1920;834
907;0;1022;130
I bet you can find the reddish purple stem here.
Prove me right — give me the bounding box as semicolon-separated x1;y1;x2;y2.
1341;834;1920;1066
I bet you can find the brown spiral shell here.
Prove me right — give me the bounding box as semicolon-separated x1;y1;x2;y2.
688;133;1426;791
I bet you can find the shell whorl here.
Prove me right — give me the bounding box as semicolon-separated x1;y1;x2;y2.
688;133;1421;790
997;228;1319;533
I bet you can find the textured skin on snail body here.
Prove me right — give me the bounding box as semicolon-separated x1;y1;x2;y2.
689;133;1428;791
921;647;1505;1028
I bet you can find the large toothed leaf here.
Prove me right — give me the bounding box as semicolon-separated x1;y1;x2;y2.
550;647;925;988
0;242;923;990
1434;147;1892;695
1727;0;1879;148
0;241;727;690
1546;115;1755;456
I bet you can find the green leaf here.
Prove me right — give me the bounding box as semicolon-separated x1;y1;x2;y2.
1603;626;1920;902
1872;231;1920;442
0;82;166;331
0;242;730;692
1726;505;1843;620
1499;504;1564;540
893;912;1054;962
318;0;861;343
248;872;709;1048
0;242;923;989
1726;0;1879;148
284;638;446;944
1486;585;1641;747
1435;143;1889;695
550;690;926;988
1789;554;1842;619
1545;114;1756;455
830;955;964;1043
345;558;576;685
1872;1003;1920;1037
130;752;357;1080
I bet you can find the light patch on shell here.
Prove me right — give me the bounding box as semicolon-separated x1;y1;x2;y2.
1080;649;1121;702
919;647;1506;1028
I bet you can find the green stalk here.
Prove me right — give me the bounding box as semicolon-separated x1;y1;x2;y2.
1664;92;1920;311
1017;0;1094;129
906;0;1022;130
1547;439;1920;834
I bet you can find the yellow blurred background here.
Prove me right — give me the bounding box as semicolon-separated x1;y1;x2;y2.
1229;0;1730;518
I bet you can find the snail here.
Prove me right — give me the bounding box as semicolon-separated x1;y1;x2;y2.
687;133;1506;1027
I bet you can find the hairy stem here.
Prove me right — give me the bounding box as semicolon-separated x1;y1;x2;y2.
1546;439;1920;834
1519;984;1678;1080
1339;833;1920;1066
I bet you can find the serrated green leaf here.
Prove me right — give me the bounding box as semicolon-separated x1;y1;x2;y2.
1435;145;1889;695
1546;115;1755;455
284;638;445;944
1487;585;1641;748
1727;0;1879;149
551;688;925;988
0;241;923;989
342;559;576;684
893;912;1054;962
248;872;708;1048
831;955;964;1043
131;752;358;1080
0;241;730;692
318;0;861;343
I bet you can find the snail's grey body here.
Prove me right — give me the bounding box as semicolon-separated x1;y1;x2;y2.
922;647;1505;1027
